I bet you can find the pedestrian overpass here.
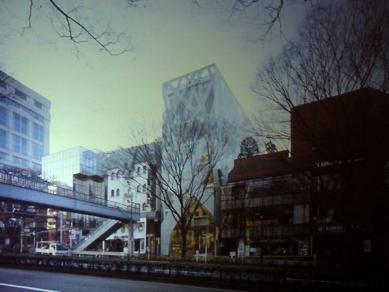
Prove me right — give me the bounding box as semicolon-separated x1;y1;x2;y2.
0;176;139;222
0;173;140;255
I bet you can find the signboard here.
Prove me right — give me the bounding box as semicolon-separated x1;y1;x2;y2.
316;224;344;233
186;77;202;88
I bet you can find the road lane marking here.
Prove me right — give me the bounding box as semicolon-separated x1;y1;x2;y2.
0;283;61;292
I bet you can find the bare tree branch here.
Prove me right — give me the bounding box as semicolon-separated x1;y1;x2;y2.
127;108;235;258
1;0;141;56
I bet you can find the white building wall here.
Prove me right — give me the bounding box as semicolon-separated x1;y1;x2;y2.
106;163;150;254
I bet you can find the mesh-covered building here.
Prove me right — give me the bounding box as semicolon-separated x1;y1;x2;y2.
160;64;252;255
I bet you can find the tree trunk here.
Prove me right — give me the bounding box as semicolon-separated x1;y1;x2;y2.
181;227;188;259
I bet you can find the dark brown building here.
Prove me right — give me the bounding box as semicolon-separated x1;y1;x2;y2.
222;88;389;269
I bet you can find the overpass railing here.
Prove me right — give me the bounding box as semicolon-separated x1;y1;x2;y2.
0;172;140;215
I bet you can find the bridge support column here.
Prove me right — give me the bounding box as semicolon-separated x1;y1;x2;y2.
125;221;133;257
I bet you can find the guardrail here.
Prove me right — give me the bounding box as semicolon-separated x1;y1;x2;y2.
2;254;385;291
70;251;127;258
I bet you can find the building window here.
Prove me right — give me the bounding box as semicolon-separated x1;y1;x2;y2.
143;184;146;193
34;100;43;109
33;143;44;160
116;189;120;196
14;113;28;135
0;129;7;149
33;123;44;142
13;156;28;167
111;190;114;197
137;185;141;193
319;174;342;191
137;167;141;175
293;204;310;224
0;151;8;161
143;166;147;175
13;135;28;156
0;106;7;126
111;172;115;180
32;162;40;171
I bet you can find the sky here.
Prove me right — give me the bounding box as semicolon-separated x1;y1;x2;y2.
0;0;306;155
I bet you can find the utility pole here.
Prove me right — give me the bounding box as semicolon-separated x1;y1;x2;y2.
20;218;23;253
59;211;63;243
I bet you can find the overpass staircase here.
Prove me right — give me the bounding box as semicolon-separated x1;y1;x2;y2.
72;219;124;251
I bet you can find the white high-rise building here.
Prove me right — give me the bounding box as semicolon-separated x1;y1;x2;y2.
0;71;51;172
160;64;251;255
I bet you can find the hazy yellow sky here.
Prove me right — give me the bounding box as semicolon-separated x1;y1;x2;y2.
0;1;305;154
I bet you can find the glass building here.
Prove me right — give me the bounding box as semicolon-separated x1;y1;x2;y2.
0;71;51;172
42;146;102;187
42;146;104;243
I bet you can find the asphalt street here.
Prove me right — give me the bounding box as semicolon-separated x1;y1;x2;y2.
0;268;238;292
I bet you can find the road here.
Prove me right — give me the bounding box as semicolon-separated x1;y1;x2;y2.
0;268;238;292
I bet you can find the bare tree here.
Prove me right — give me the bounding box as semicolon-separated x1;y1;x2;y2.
195;0;318;44
250;0;389;266
252;0;389;148
0;0;315;57
0;202;39;249
130;109;235;258
250;0;389;199
0;0;147;55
